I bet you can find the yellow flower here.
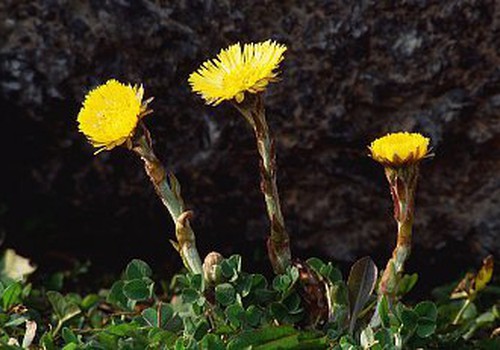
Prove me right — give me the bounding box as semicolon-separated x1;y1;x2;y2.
188;40;286;105
369;132;430;167
77;79;150;153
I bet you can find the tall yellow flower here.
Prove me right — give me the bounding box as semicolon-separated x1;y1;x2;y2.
189;40;287;105
77;79;150;153
369;132;430;167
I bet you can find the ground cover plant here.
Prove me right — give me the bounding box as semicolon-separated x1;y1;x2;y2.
0;40;498;349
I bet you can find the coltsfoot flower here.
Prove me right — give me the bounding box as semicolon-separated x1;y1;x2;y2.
369;132;430;167
188;40;287;105
77;79;150;153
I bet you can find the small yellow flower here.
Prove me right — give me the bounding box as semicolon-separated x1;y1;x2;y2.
77;79;150;153
189;40;287;105
369;132;430;167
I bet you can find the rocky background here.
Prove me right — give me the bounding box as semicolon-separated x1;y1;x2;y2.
1;1;499;291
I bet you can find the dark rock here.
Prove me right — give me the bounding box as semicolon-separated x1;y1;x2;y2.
1;0;498;287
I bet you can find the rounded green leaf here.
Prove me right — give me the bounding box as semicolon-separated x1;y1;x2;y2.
125;259;152;280
215;283;236;306
182;288;199;303
415;301;437;321
107;281;128;309
400;309;418;335
226;303;245;328
123;279;151;300
416;318;437;338
142;307;158;327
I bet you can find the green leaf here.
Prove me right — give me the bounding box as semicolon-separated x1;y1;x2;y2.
271;302;290;322
125;259;152;280
414;301;437;321
416;318;436;338
246;305;263;327
142;307;159;327
142;303;174;329
189;274;204;291
215;283;236;306
462;300;478;320
251;274;267;290
338;335;358;350
81;294;100;310
62;327;79;344
123;279;152;301
413;301;437;338
374;328;395;348
227;325;325;350
397;273;418;296
221;260;236;279
227;255;242;273
347;257;378;334
147;328;177;347
377;295;390;328
2;282;22;310
107;281;129;310
463;309;499;340
182;288;199;304
158;303;174;328
236;274;253;297
253;288;277;304
105;323;138;336
306;258;326;274
227;325;297;349
200;334;225;350
96;331;118;348
62;343;78;350
193;319;210;341
283;293;302;313
226;303;245;328
400;308;419;335
219;255;242;283
5;314;28;327
322;264;342;283
175;336;198;350
40;332;56;350
46;291;81;324
273;275;289;292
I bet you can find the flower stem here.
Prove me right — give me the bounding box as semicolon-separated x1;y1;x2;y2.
131;124;202;275
453;299;471;325
378;166;419;299
234;94;291;274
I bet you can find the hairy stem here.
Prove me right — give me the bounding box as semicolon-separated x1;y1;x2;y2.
234;94;291;274
131;125;202;274
378;166;419;299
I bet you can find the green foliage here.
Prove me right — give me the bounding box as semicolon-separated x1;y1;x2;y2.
0;251;498;349
347;257;378;334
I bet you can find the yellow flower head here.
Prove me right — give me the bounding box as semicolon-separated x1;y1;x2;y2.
77;79;150;153
369;132;430;167
188;40;287;105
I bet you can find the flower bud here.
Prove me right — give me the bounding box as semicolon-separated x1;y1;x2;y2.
203;251;224;284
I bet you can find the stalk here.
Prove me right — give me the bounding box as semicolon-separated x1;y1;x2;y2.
233;94;291;274
453;299;471;325
378;165;419;299
130;124;202;274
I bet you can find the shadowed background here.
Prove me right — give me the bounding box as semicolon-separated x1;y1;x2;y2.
1;1;499;292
